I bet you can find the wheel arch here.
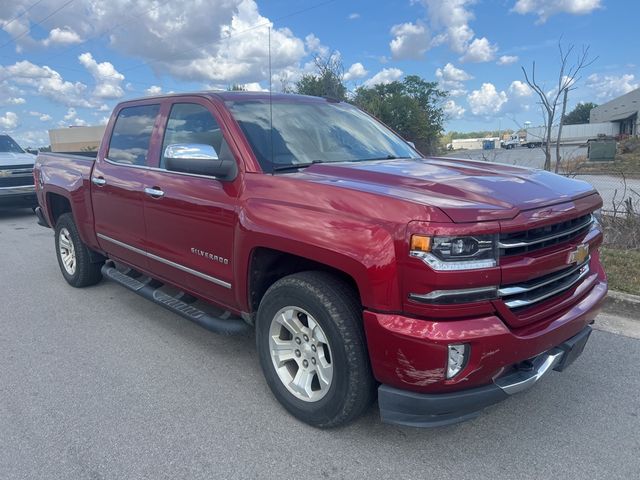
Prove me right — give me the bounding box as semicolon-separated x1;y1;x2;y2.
246;247;363;315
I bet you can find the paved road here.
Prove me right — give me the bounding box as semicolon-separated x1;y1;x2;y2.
1;209;639;480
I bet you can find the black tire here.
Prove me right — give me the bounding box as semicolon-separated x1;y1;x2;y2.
54;213;103;287
256;271;375;428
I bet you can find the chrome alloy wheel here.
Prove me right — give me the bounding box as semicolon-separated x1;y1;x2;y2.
268;306;334;402
58;227;76;276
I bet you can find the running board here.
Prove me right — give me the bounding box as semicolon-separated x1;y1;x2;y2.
101;263;250;336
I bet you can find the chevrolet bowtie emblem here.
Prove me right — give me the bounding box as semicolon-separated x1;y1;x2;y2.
0;170;11;178
568;244;589;265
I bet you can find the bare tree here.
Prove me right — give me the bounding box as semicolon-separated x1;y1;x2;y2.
521;41;596;171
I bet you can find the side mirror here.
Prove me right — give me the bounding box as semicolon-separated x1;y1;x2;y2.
164;143;236;180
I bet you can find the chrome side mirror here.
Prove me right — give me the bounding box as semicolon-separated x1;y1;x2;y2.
164;143;219;161
164;143;236;180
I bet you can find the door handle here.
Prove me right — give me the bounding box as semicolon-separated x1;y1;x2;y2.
92;176;106;186
144;187;165;198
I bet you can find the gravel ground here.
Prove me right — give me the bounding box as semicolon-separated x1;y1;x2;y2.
1;208;639;480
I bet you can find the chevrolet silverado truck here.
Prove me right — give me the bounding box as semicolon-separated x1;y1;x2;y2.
0;134;37;208
34;92;607;428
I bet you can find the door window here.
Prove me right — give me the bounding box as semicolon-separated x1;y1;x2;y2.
161;103;230;169
107;104;160;166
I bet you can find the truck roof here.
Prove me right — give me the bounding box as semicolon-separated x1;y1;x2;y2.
121;90;339;105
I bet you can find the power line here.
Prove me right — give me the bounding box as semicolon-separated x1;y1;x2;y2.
0;0;47;31
0;0;76;50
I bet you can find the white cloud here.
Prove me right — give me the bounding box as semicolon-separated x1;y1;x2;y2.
389;22;430;60
467;83;508;116
7;97;26;104
61;107;87;126
0;60;92;107
586;73;639;100
348;13;360;20
512;0;602;23
43;27;82;47
145;85;163;95
508;80;533;98
443;100;465;119
344;62;368;82
497;55;519;66
28;111;52;122
78;52;125;99
460;37;497;63
0;0;313;86
363;68;403;87
435;62;473;95
401;1;497;63
0;111;19;130
240;82;268;91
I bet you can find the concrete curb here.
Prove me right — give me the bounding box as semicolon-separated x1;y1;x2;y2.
602;290;640;318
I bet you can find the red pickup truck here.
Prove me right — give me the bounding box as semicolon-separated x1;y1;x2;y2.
34;92;607;428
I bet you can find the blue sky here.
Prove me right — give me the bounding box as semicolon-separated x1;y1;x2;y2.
0;0;638;147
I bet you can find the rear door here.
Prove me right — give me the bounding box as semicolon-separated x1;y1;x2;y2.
141;99;240;309
92;103;161;271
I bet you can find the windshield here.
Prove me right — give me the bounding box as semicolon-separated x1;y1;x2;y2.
226;98;419;171
0;135;25;153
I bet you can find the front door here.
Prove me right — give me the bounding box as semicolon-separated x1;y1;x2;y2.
92;103;161;271
142;100;239;309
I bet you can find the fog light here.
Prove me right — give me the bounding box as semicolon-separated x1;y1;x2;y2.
447;344;468;379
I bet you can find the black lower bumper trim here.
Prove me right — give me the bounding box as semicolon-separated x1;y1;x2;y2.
378;325;592;428
379;383;507;428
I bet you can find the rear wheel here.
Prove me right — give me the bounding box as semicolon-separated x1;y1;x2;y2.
54;213;103;287
256;271;375;428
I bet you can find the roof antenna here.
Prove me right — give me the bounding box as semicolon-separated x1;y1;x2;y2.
268;26;274;175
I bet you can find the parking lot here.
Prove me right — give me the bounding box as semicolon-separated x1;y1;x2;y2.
1;208;639;480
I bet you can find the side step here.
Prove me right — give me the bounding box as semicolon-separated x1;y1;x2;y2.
101;263;251;336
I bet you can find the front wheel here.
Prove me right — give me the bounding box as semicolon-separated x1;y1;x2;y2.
256;271;375;428
54;213;103;287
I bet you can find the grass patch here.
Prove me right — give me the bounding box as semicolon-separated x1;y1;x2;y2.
601;247;640;296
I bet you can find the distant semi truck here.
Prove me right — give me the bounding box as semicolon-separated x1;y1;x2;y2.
502;122;620;149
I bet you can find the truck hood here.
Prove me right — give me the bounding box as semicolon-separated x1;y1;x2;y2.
298;157;597;222
0;151;36;168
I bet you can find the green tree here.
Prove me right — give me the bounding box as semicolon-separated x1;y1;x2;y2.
352;76;447;155
562;102;597;125
295;54;347;101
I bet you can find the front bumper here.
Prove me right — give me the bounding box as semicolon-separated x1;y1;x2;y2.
378;326;592;427
0;185;37;207
364;276;607;427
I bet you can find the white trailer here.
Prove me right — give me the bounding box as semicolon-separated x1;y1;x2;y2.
522;122;619;148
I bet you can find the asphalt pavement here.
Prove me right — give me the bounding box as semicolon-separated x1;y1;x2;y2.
1;208;639;480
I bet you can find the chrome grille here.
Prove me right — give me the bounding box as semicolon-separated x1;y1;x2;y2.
0;165;34;188
499;214;593;256
499;258;590;310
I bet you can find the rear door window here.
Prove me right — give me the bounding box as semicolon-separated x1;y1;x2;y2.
107;104;160;166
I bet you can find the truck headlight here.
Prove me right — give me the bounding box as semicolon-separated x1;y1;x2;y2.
410;234;498;271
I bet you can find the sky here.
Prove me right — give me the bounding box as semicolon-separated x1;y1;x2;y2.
0;0;638;147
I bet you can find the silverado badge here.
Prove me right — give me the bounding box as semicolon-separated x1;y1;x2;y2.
568;244;589;265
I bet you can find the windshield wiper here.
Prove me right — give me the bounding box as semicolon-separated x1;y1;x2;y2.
272;160;324;172
357;155;413;161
